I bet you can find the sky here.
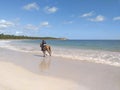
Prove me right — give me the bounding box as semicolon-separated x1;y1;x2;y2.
0;0;120;39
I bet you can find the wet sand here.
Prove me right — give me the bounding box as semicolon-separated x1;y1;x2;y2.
0;48;120;90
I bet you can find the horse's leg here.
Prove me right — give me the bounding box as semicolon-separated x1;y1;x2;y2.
47;46;51;56
47;51;50;56
43;51;45;57
49;46;51;56
48;50;51;56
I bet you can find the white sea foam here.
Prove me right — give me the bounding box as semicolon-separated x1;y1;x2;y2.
52;47;120;67
1;40;120;67
0;40;41;53
0;40;11;46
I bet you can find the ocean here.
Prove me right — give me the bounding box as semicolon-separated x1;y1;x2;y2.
0;39;120;67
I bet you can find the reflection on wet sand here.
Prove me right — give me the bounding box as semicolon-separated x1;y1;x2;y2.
39;57;51;72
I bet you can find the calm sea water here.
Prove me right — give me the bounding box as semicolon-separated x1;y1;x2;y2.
0;40;120;67
20;40;120;52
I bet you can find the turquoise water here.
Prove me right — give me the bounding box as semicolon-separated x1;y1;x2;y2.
20;40;120;52
0;40;120;67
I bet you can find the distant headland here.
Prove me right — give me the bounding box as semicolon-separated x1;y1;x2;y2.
0;33;67;40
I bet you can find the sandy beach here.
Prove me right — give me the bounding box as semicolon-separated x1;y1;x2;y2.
0;0;120;89
0;47;120;90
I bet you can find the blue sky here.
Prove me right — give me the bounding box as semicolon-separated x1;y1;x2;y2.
0;0;120;39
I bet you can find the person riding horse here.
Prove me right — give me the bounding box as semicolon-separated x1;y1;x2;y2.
40;40;51;57
40;40;47;51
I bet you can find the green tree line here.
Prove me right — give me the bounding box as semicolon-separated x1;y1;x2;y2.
0;33;58;39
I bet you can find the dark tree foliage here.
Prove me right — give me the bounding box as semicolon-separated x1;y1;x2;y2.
0;33;65;40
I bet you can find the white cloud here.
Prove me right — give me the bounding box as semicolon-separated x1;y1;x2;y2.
40;21;49;27
24;22;50;30
44;6;58;14
15;31;23;35
88;15;105;22
63;21;73;24
0;19;15;29
23;2;39;11
80;11;94;17
24;24;39;30
113;16;120;21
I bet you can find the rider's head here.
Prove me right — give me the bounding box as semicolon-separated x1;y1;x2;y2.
42;40;44;42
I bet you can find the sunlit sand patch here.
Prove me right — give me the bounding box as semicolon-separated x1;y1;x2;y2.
0;61;89;90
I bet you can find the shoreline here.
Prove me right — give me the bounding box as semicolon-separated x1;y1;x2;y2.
1;39;120;67
0;47;120;90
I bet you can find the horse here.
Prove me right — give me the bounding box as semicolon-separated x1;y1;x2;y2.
40;44;52;57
